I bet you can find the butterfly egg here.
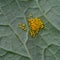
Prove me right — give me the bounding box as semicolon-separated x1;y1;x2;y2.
29;13;33;17
21;24;26;27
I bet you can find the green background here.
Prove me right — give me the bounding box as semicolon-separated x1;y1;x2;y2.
0;0;60;60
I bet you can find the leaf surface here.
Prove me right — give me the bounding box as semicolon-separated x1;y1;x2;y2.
0;0;60;60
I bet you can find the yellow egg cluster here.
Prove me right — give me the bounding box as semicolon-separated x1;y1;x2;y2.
28;17;44;37
18;13;44;37
18;24;26;31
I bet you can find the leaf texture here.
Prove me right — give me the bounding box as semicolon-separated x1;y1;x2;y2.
0;0;60;60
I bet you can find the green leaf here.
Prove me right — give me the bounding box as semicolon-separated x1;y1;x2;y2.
0;0;60;60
